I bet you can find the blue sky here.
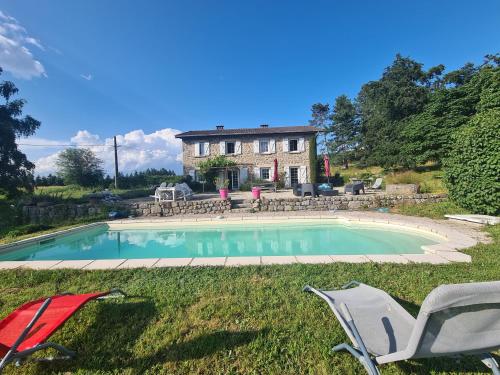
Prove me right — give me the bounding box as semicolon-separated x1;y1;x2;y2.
1;0;499;174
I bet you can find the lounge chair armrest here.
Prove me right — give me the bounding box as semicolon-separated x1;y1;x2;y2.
97;288;127;299
341;280;361;289
303;285;313;292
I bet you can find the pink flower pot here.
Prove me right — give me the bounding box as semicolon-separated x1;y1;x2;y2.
251;187;261;199
219;188;229;200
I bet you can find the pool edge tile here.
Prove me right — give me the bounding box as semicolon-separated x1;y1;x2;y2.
117;258;161;269
83;259;127;270
365;254;410;264
20;260;63;270
328;255;371;263
190;257;227;266
225;257;261;266
154;258;193;267
295;255;334;264
0;261;29;269
50;260;95;269
261;256;297;265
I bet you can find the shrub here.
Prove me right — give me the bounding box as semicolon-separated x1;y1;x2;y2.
197;156;237;190
444;109;500;215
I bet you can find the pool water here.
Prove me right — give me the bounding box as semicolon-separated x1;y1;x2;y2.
0;222;437;261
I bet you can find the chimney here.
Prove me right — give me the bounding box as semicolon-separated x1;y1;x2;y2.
216;125;224;130
260;124;269;128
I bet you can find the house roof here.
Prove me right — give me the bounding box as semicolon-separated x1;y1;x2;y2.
175;125;319;139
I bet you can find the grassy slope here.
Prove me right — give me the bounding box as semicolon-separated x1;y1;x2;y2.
391;201;470;220
0;226;498;374
333;165;447;194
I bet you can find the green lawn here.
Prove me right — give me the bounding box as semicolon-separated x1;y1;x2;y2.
0;226;498;374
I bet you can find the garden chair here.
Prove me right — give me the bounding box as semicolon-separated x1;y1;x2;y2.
303;281;500;374
369;178;383;190
0;289;126;373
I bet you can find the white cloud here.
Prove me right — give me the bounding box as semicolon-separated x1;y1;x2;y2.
0;10;46;79
25;128;183;176
80;73;92;81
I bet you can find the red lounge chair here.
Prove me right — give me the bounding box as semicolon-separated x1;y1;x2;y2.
0;289;126;372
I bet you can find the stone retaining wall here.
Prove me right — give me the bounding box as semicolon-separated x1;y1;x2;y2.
248;194;447;212
129;199;232;217
23;204;103;224
22;193;447;223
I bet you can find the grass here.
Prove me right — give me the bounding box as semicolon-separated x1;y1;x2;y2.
391;201;470;220
331;164;447;194
0;225;498;374
33;185;151;202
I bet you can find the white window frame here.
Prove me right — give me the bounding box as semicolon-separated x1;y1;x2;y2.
289;166;300;185
226;141;236;155
195;141;209;157
289;138;299;152
259;139;269;154
260;167;270;181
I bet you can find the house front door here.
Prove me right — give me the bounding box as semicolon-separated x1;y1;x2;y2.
227;170;239;190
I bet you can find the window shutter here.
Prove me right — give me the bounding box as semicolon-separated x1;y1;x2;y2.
299;166;307;183
194;142;200;157
235;141;242;155
219;141;226;155
188;169;195;179
269;139;276;153
270;166;275;181
298;137;305;152
283;138;289;152
204;142;210;156
253;167;260;178
284;166;290;187
240;167;248;183
253;140;260;154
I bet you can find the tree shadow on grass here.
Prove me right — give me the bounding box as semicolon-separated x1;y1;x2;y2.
35;299;157;373
158;328;267;362
131;328;269;371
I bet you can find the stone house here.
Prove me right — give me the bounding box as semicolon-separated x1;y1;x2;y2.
175;125;318;189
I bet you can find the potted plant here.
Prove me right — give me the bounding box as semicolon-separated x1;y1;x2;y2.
215;177;230;199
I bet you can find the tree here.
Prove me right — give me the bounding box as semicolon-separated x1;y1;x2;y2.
56;148;104;187
329;95;359;168
402;64;499;166
0;68;41;195
357;54;441;166
309;103;331;153
444;108;500;215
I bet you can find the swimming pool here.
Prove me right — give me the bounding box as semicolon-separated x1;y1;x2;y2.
0;220;440;261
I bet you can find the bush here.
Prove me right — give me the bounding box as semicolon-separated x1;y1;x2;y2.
444;109;500;215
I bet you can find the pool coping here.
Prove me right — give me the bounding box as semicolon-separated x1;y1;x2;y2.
0;212;480;269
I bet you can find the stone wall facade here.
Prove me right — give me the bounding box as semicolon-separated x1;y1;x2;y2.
129;199;232;217
248;194;447;212
181;132;315;186
23;204;103;224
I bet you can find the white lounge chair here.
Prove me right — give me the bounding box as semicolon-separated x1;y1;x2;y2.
370;178;383;190
304;281;500;374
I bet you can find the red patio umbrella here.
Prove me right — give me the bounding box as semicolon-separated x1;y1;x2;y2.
323;154;331;182
273;159;279;182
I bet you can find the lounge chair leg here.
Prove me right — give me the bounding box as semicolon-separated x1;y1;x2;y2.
332;343;380;375
480;353;500;375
